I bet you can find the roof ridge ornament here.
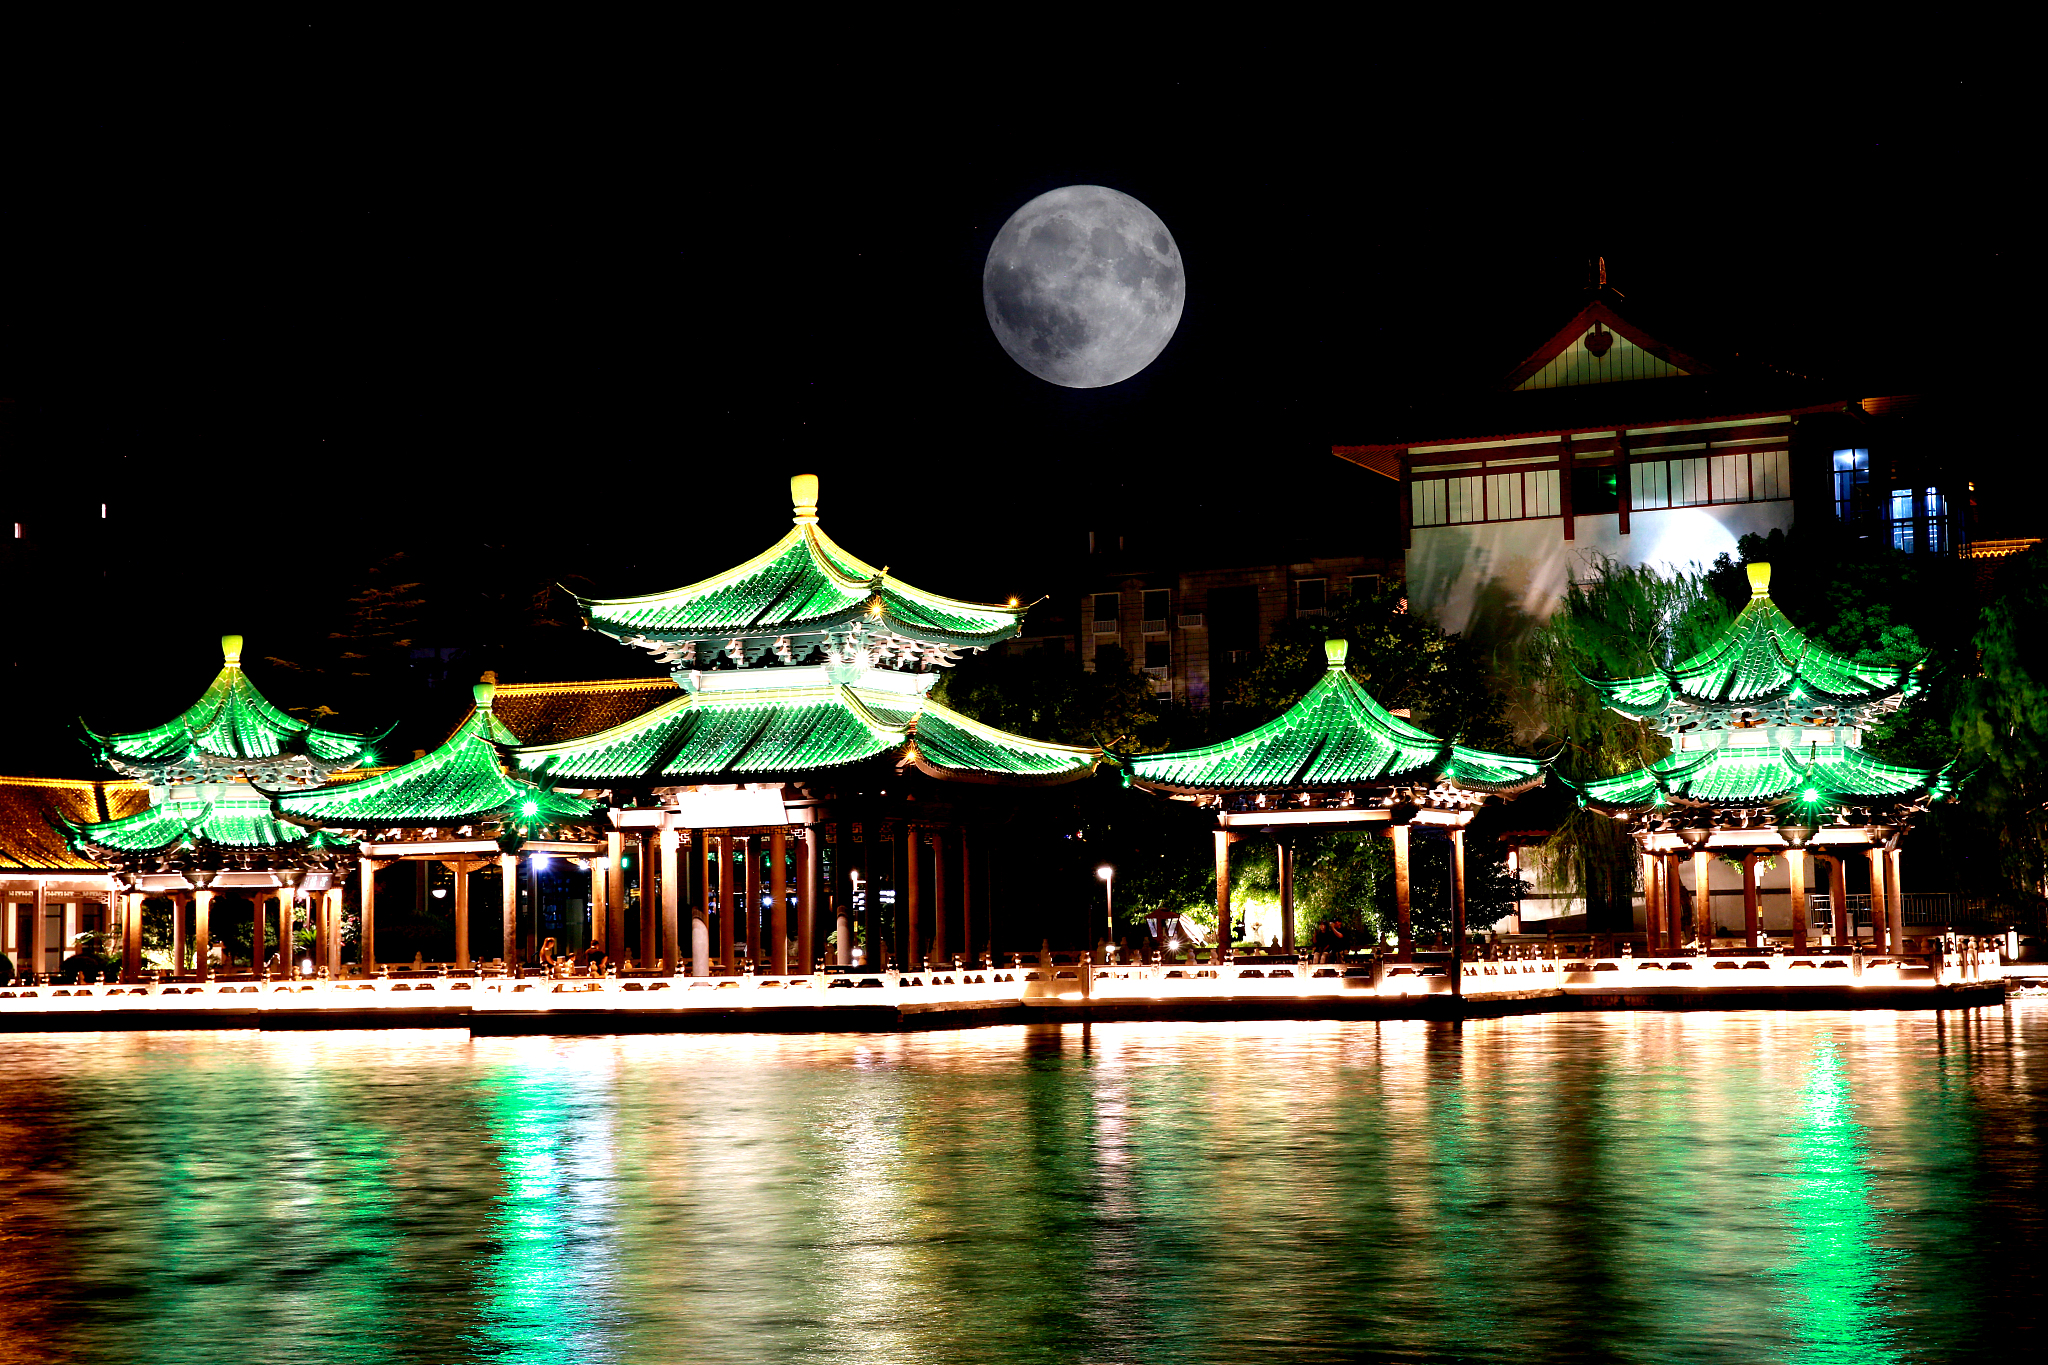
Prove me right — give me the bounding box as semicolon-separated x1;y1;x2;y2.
474;672;498;710
791;473;820;525
1324;638;1349;670
222;634;244;666
1747;561;1772;598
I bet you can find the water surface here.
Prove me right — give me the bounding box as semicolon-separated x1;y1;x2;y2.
2;1009;2042;1364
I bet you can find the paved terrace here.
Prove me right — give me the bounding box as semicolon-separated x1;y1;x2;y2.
0;943;2009;1033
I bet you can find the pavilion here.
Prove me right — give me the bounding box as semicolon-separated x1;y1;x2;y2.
265;677;602;973
1120;638;1546;986
511;474;1103;977
1572;562;1954;954
63;635;385;979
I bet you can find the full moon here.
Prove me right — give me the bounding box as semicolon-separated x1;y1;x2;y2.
982;185;1185;389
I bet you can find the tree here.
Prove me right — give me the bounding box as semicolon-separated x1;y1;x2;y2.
1511;556;1734;931
933;643;1165;752
1222;579;1513;749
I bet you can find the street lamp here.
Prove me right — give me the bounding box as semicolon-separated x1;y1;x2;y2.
1096;864;1114;955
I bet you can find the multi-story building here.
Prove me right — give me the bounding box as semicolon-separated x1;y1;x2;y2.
1332;272;1969;636
1080;553;1397;710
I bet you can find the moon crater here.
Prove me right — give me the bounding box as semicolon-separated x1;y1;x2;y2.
983;185;1185;389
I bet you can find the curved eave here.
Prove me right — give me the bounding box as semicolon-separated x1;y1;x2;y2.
267;715;595;830
577;522;1024;649
906;702;1101;786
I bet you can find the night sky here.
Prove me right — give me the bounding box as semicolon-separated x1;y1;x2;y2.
2;51;2028;769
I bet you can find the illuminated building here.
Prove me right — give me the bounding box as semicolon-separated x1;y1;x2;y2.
1333;267;1962;637
1121;637;1544;977
59;636;384;979
1572;563;1952;953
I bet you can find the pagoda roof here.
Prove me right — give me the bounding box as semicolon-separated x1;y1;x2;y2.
471;677;682;746
1122;640;1545;797
1575;740;1953;817
1583;564;1917;728
515;671;1101;787
269;682;596;830
62;791;353;862
82;635;385;783
1;775;150;872
578;475;1025;671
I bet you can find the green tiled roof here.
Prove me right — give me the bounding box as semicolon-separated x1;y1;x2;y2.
63;793;349;860
83;635;383;782
578;475;1025;667
1124;640;1545;796
271;682;596;829
516;678;1100;786
1584;564;1914;725
1577;741;1949;815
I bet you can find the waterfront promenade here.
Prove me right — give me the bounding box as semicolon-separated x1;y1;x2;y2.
0;944;2008;1033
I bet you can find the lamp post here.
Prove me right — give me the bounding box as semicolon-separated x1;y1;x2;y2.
1096;864;1114;956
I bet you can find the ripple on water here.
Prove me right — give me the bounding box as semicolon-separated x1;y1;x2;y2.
0;1011;2042;1365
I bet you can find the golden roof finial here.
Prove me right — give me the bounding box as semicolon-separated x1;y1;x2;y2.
792;473;820;524
221;634;244;666
1747;562;1773;597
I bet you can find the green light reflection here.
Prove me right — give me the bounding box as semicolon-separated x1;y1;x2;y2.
481;1060;624;1365
1776;1035;1901;1365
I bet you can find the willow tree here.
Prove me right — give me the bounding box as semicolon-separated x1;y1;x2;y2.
1514;558;1734;930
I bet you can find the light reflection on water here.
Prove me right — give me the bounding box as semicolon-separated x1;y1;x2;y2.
0;1011;2041;1365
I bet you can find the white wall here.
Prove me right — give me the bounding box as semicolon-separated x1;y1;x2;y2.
1408;501;1797;637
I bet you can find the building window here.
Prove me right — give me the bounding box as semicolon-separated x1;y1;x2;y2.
1891;489;1917;553
1144;639;1170;669
1413;479;1448;527
1834;449;1870;521
1631;461;1670;510
1926;489;1949;554
1630;448;1791;513
1348;574;1381;598
1092;593;1119;633
1411;468;1564;526
1298;579;1327;615
1572;466;1619;515
1141;590;1170;632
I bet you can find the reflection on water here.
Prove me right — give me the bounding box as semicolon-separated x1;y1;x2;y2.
0;1011;2043;1365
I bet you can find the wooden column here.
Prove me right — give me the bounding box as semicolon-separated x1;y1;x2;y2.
1390;824;1413;961
1277;836;1295;952
960;828;974;964
659;824;680;973
124;890;143;981
499;852;519;966
252;890;268;972
447;860;473;966
770;826;789;975
905;827;924;970
1212;828;1231;965
798;828;818;974
1742;852;1761;950
169;889;185;974
1692;850;1712;950
686;831;708;978
1616;430;1632;536
326;887;344;975
1449;827;1467;999
835;825;854;966
701;830;718;972
1888;846;1906;953
588;854;607;965
194;886;214;976
717;834;736;971
931;829;950;964
1867;847;1888;955
32;883;50;979
742;835;760;966
1788;848;1808;951
1559;432;1576;541
359;855;378;971
605;829;627;966
1827;855;1849;944
1642;851;1661;954
637;831;657;968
